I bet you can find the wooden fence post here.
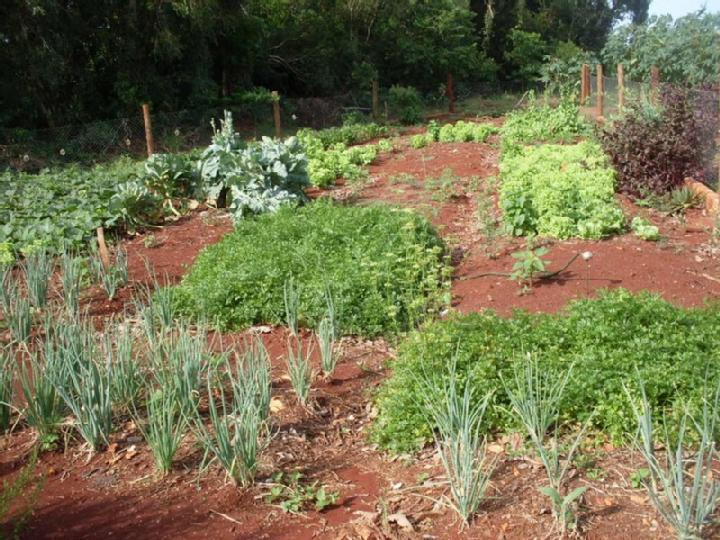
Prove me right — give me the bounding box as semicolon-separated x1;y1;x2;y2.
447;72;455;114
372;80;380;119
271;91;282;138
650;66;660;105
596;64;604;119
580;64;589;104
142;103;154;157
617;64;625;113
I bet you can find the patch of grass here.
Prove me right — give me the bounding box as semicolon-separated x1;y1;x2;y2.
372;289;720;452
173;201;450;336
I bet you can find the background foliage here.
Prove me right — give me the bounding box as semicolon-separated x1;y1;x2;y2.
0;0;650;129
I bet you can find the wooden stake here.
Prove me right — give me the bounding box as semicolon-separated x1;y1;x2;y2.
596;64;604;119
142;103;154;157
271;91;282;138
617;64;625;112
580;64;589;104
447;72;455;114
96;227;111;271
372;80;380;119
650;66;660;104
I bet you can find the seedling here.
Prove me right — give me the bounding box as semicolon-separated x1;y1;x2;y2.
510;236;549;292
265;471;339;513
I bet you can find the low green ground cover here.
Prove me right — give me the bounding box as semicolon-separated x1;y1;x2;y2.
372;289;720;452
173;201;450;336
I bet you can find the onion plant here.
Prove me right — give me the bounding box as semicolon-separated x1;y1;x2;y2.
502;356;587;533
317;317;336;377
49;321;113;451
60;250;83;317
422;355;495;524
193;363;266;487
134;386;186;475
23;249;53;308
19;347;64;443
0;263;14;315
7;294;33;345
94;248;129;300
135;271;175;339
283;277;300;336
231;338;271;421
103;323;142;414
0;349;15;432
626;377;720;540
150;324;206;416
286;337;312;406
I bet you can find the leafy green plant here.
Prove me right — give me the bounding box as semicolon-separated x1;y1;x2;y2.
173;201;449;336
500;94;590;153
372;289;720;453
631;217;660;241
629;468;650;489
499;142;624;239
475;180;502;259
422;358;494;523
265;471;339;513
0;350;14;432
437;121;498;144
626;377;720;540
286;338;312;406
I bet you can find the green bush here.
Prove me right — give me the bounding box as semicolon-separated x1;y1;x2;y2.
372;289;720;453
500;95;590;154
173;201;450;336
388;85;423;125
499;142;624;239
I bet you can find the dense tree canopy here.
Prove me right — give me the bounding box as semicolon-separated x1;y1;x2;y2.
1;0;650;129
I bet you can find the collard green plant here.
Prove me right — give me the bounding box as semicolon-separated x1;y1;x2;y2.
198;111;309;221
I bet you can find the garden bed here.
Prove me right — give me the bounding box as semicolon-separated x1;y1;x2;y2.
2;119;720;540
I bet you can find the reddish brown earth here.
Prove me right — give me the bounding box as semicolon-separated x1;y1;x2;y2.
3;126;719;539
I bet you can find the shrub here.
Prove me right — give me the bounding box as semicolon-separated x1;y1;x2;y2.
499;142;625;239
388;85;423;125
372;289;720;452
173;201;450;336
601;86;718;197
500;95;590;154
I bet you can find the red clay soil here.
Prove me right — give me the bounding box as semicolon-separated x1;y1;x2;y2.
4;128;720;539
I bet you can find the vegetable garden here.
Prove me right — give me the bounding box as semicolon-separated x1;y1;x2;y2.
1;70;720;540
